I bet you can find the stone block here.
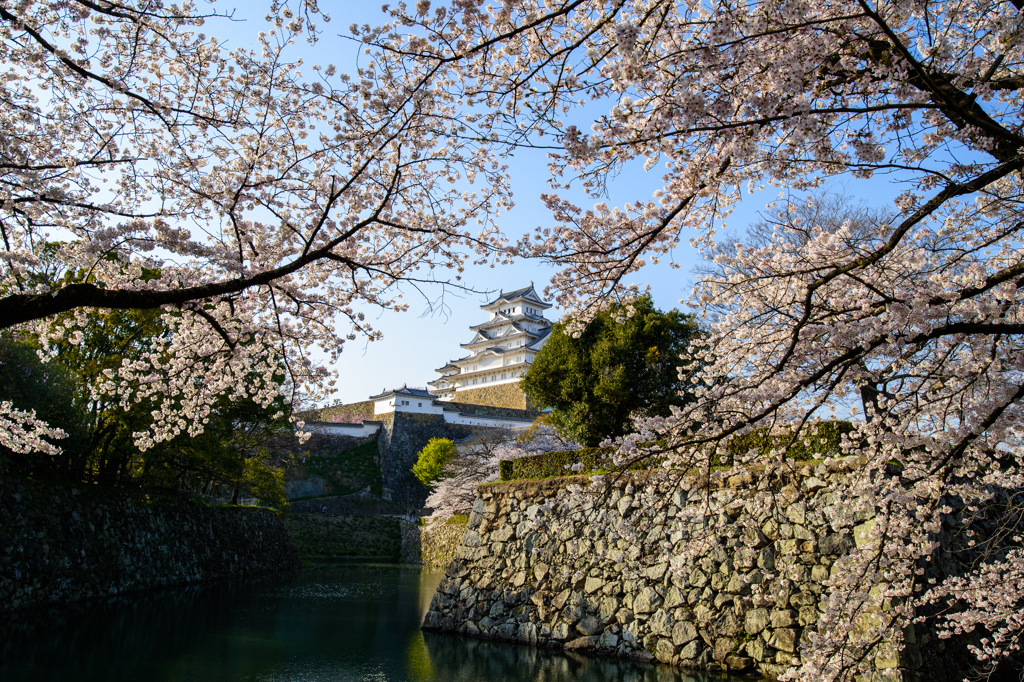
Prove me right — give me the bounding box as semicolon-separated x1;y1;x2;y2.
725;572;748;594
766;627;798;653
517;622;538;644
679;639;702;661
854;519;877;548
745;608;770;635
664;586;685;609
798;605;819;627
713;637;735;662
576;615;604;636
584;575;605;593
770;609;798;628
597;631;620;650
655;638;678;663
599;596;620;623
645;562;669;581
746;636;766;661
649;608;674;637
725;655;753;671
803;476;827;493
564;635;599;651
790;591;816;609
634;586;662;614
672;621;699;646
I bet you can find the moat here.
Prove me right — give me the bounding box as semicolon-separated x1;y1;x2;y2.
0;564;747;682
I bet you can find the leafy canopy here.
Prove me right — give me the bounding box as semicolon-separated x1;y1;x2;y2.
412;438;457;487
522;296;700;447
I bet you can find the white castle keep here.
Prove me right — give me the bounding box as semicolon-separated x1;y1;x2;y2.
427;283;553;401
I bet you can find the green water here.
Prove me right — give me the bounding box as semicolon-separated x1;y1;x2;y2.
0;565;745;682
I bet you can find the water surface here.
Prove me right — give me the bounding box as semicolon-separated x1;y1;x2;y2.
1;565;746;682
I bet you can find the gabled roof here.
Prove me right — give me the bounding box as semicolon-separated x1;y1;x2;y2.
368;384;436;400
459;331;492;348
469;312;551;332
497;321;539;338
433;362;460;374
482;283;551;310
525;326;552;350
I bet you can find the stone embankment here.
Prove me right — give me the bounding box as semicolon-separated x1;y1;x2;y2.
422;458;927;680
1;477;299;614
420;519;469;569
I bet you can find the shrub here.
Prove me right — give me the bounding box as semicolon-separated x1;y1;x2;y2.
498;447;615;481
497;420;856;481
723;420;856;465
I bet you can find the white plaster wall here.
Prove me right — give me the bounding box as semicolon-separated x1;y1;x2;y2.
305;422;381;437
393;398;445;415
444;414;533;429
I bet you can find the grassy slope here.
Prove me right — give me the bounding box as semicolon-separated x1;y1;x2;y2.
288;440;383;498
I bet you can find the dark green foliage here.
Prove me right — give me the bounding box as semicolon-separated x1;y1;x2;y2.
1;244;294;507
522;295;701;447
292;440;384;497
0;336;91;474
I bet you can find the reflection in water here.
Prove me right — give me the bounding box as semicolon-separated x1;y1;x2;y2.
420;632;726;682
0;565;746;682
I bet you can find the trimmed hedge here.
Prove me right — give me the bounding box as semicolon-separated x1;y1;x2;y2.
497;420;856;482
499;447;615;481
723;420;856;464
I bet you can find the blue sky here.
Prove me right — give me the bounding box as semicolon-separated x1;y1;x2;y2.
218;2;908;406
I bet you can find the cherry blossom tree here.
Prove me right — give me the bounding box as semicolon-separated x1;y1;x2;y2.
424;424;577;522
0;0;512;451
368;0;1024;678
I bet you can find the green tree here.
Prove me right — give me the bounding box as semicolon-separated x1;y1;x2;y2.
412;438;457;487
4;244;294;504
522;296;701;447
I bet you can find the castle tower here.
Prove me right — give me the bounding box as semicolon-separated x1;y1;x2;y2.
427;284;552;409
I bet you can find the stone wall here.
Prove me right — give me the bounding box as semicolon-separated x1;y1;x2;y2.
301;400;376;423
376;412;476;509
421;520;468;569
443;401;540;420
401;519;423;564
0;477;300;614
421;459;989;681
453;382;533;410
285;514;401;561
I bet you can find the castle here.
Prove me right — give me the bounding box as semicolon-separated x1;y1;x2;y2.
304;284;554;506
427;283;552;405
